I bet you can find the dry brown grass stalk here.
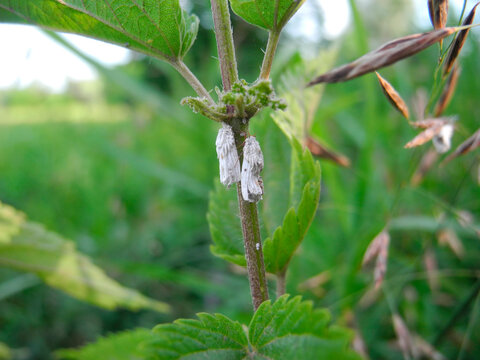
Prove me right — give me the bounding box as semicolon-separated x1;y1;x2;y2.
305;136;351;167
307;28;457;85
375;72;410;119
434;65;460;116
444;3;479;75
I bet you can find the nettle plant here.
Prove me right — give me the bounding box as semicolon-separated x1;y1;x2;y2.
1;0;479;359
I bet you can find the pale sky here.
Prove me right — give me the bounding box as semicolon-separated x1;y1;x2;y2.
0;0;471;92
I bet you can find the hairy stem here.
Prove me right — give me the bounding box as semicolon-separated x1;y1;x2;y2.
259;30;281;80
172;60;214;104
236;182;269;310
276;271;286;298
210;0;239;90
233;121;269;310
211;0;269;310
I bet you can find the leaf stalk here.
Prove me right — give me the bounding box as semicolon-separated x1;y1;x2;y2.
172;60;214;104
259;30;281;80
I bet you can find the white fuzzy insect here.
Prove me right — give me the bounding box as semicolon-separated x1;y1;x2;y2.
241;136;264;202
216;123;241;187
433;123;454;153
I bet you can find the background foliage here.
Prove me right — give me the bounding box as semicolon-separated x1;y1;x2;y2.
0;0;479;359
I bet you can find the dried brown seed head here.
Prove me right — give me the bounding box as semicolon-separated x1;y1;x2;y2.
432;0;449;30
307;27;457;85
376;72;410;119
306;136;351;167
411;118;447;129
405;117;455;150
405;124;444;148
444;3;479;75
434;65;460;117
428;0;435;28
445;128;480;161
362;230;390;266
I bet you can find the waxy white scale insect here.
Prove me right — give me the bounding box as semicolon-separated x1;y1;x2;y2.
216;123;240;187
241;136;264;202
433;123;454;153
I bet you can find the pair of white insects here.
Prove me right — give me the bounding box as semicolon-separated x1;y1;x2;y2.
216;123;264;203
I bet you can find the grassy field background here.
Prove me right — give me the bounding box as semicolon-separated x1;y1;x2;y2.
1;2;480;359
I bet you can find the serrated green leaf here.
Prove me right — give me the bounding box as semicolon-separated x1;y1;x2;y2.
249;296;360;360
229;0;305;31
147;313;248;360
263;139;321;275
207;181;246;267
56;328;152;360
0;202;169;313
0;0;199;62
146;296;361;360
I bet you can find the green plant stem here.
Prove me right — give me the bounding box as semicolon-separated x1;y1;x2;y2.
172;60;214;104
276;271;286;298
259;30;281;80
210;0;239;90
236;183;269;310
210;0;269;310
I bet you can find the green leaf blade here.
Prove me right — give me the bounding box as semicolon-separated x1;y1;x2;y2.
0;202;169;313
146;313;248;360
146;296;359;360
229;0;305;31
0;0;199;61
57;328;152;360
249;296;361;360
262;141;321;275
207;181;246;267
